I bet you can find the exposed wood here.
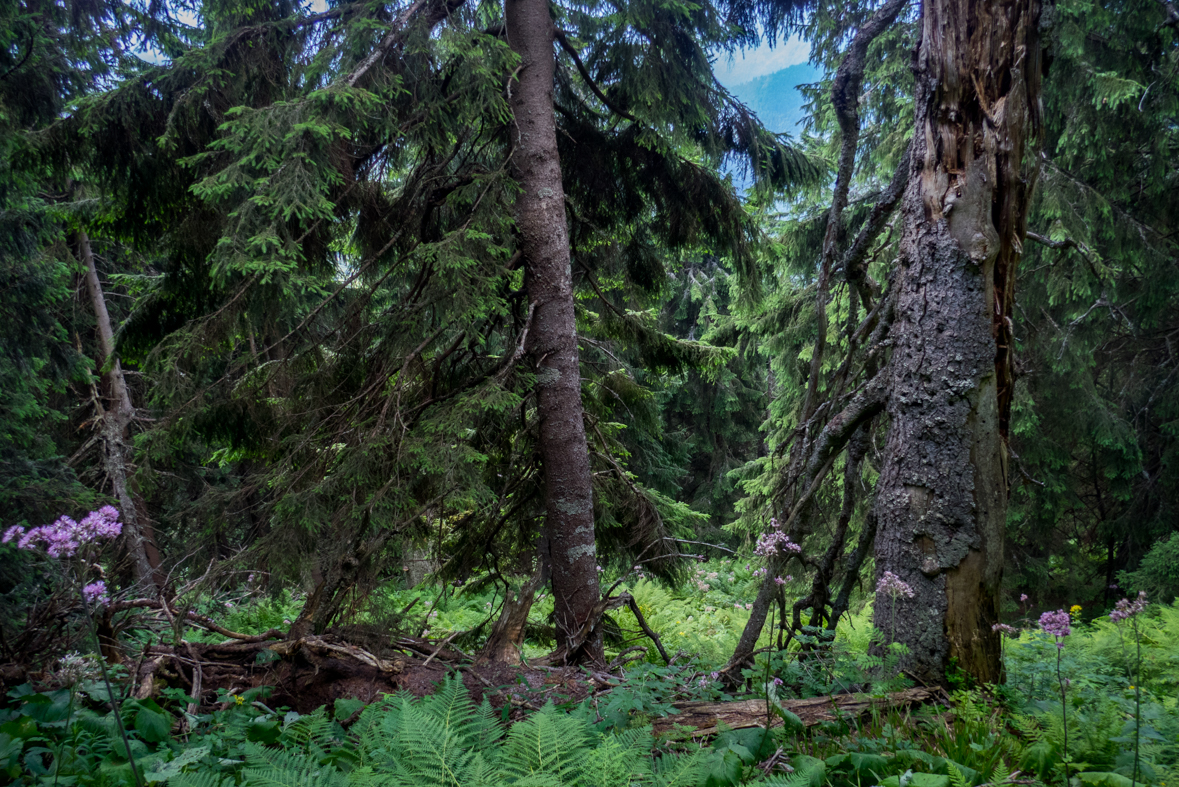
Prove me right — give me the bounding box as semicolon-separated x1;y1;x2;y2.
267;636;407;673
77;229;164;592
652;687;938;738
477;569;545;665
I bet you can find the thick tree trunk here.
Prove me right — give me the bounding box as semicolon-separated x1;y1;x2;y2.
78;230;164;591
872;0;1041;686
505;0;603;665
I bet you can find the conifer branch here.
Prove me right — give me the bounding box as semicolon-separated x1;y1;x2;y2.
840;140;911;306
554;30;638;123
343;0;465;89
804;0;908;424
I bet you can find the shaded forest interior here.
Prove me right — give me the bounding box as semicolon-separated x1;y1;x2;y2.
1;0;1178;785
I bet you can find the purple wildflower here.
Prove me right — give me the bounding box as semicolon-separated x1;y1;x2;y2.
1039;609;1071;648
8;508;122;558
754;519;802;557
774;576;786;586
1110;591;1147;622
772;677;783;687
82;581;110;606
992;623;1019;637
876;571;915;600
1020;594;1028;602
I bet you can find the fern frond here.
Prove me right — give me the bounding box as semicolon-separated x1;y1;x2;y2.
282;707;343;758
583;726;652;787
168;773;225;787
239;742;347;787
652;751;707;787
390;701;480;786
498;703;591;785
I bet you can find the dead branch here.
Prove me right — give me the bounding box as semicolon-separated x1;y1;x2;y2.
652;687;938;737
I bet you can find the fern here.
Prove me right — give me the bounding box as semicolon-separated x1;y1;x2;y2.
388;701;486;786
280;707;345;759
765;759;826;787
947;761;969;787
168;676;685;787
498;703;592;785
1011;712;1045;744
168;773;226;787
240;742;348;787
582;726;652;787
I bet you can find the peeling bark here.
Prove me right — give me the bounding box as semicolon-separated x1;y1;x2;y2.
505;0;602;665
78;230;163;592
872;0;1041;685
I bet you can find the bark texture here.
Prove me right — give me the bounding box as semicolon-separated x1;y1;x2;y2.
505;0;603;665
873;0;1041;685
79;230;163;591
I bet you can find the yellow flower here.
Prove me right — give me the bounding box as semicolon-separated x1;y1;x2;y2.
235;695;244;704
1070;604;1082;612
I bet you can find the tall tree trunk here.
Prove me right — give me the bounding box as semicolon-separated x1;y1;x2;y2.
505;0;603;665
872;0;1041;686
78;230;164;592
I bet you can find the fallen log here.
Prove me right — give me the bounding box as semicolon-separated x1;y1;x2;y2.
652;687;938;737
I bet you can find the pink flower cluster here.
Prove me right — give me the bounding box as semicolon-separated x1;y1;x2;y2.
754;518;802;557
1110;591;1147;622
991;623;1019;637
82;581;110;606
876;571;915;600
3;507;122;558
1038;609;1071;646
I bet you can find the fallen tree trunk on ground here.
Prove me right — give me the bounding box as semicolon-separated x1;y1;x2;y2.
652;687;939;737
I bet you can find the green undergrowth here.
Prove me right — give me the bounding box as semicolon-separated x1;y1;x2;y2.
6;577;1177;786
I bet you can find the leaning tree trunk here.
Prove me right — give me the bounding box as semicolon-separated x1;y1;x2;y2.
872;0;1041;685
78;230;164;591
505;0;603;665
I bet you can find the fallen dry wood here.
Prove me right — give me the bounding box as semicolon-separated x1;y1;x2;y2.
268;636;407;673
652;687;938;737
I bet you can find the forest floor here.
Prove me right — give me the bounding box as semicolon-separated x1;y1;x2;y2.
3;562;1178;786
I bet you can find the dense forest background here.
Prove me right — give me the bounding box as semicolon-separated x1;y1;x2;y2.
3;0;1176;635
1;0;1178;782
